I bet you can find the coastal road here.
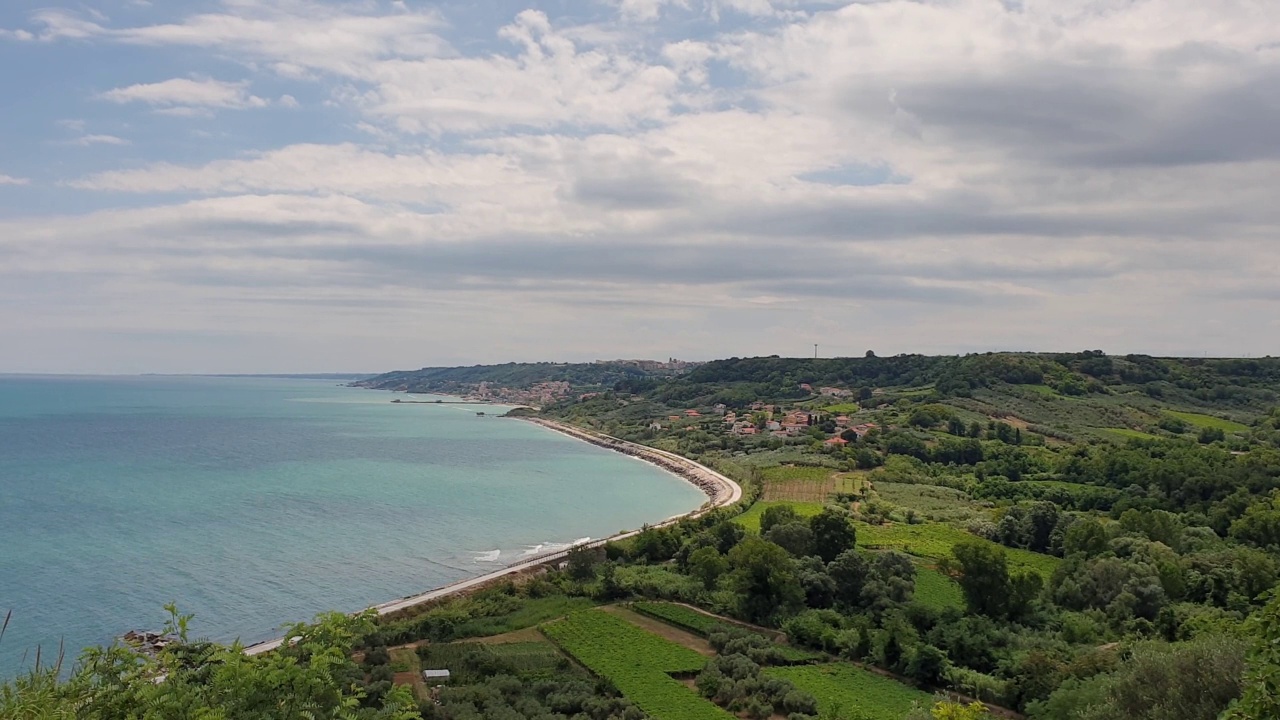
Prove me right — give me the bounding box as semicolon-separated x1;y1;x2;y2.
244;421;741;656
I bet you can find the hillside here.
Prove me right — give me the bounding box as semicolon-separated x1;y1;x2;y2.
11;350;1280;720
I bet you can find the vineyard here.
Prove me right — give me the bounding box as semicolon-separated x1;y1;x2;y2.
631;601;722;636
766;663;933;720
541;610;732;720
912;565;965;611
856;521;1061;578
761;465;864;503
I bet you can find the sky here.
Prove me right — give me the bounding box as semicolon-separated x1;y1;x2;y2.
1;0;1278;374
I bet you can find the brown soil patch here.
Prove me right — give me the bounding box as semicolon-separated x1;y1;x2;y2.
601;606;715;656
474;626;546;645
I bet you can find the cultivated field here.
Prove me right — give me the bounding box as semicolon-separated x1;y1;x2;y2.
541;610;731;720
767;663;933;720
1165;410;1251;433
761;465;865;503
913;565;966;611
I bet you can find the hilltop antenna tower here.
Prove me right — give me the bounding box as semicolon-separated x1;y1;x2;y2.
814;344;818;359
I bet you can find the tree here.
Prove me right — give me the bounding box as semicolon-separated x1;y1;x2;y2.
1064;518;1110;558
1224;591;1280;720
766;522;815;557
1033;634;1245;720
711;521;746;554
809;507;858;563
687;546;729;590
906;643;950;685
944;541;1012;617
565;545;602;581
1231;491;1280;549
727;536;805;624
942;541;1036;619
760;505;800;535
828;549;870;609
12;607;421;720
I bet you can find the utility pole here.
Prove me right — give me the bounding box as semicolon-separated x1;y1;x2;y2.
814;344;818;359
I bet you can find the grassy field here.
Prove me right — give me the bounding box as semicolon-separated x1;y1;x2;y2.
1165;410;1251;433
821;403;862;414
858;522;1061;578
913;565;965;611
734;501;827;532
761;465;864;503
541;610;730;720
766;663;933;720
873;482;987;524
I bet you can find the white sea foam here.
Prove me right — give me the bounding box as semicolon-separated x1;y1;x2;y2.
474;550;501;563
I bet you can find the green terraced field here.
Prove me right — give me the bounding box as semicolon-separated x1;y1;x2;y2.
913;565;965;611
541;610;730;720
766;663;932;720
1165;411;1251;433
857;522;1061;578
631;601;722;636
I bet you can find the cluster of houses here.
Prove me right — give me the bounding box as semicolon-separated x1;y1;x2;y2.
666;404;877;445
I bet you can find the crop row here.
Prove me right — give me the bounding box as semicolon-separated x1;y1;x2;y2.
766;663;933;720
912;566;965;611
761;465;836;483
631;602;722;636
541;610;731;720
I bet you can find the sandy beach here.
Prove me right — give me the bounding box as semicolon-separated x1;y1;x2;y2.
244;417;741;656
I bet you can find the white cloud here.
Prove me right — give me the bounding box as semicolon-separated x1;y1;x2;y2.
0;173;30;185
614;0;689;22
99;77;270;112
61;134;131;147
7;0;1280;370
26;1;450;75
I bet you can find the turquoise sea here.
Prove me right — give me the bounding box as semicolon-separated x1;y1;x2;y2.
0;376;704;677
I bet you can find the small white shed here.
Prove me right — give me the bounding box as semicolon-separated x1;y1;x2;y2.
422;669;450;683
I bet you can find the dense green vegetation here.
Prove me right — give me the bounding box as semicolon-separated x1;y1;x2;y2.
14;351;1280;719
355;361;690;395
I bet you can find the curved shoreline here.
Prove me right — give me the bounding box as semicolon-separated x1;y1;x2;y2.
244;417;741;656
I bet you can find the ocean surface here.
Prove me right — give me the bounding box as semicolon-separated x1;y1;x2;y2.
0;375;705;677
